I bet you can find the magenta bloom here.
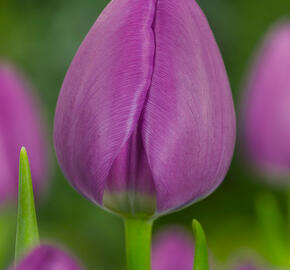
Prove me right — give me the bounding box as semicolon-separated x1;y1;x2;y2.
152;227;194;270
242;21;290;179
233;263;261;270
0;64;48;204
12;245;82;270
230;258;266;270
54;0;236;217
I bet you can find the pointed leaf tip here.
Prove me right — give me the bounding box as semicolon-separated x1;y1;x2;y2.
15;147;39;263
192;219;209;270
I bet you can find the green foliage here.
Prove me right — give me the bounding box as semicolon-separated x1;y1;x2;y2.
192;220;209;270
255;192;289;267
15;147;39;262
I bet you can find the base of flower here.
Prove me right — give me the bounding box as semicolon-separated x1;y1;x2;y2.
103;190;156;218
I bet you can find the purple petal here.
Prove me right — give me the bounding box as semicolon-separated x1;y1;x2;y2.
242;21;290;179
12;244;83;270
0;64;48;204
54;0;157;211
141;0;236;213
54;0;236;216
230;258;267;270
0;133;14;203
233;263;262;270
152;227;194;270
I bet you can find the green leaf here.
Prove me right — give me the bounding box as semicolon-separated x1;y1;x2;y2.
192;219;209;270
15;147;39;262
255;192;287;266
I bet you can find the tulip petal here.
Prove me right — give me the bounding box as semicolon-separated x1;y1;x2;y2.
243;22;290;177
13;245;82;270
103;127;156;217
141;0;236;212
54;0;158;205
0;65;48;202
152;227;194;270
0;132;13;204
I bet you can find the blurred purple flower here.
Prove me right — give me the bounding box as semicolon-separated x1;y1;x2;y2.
242;21;290;179
12;244;83;270
152;227;194;270
54;0;236;217
230;258;266;270
233;263;261;270
0;63;48;205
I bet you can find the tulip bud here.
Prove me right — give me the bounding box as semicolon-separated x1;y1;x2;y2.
242;21;290;179
12;245;83;270
54;0;236;217
0;64;48;205
152;227;194;270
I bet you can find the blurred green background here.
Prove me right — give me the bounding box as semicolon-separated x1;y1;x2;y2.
1;0;290;269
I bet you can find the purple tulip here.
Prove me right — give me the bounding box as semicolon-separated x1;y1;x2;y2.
230;258;266;270
152;227;194;270
54;0;236;217
242;21;290;179
233;263;261;270
11;244;83;270
0;63;48;205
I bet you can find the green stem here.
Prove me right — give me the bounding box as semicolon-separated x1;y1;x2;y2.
255;192;287;266
287;189;290;247
124;218;153;270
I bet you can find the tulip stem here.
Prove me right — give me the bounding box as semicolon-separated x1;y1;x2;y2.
124;218;153;270
288;189;290;244
255;192;287;266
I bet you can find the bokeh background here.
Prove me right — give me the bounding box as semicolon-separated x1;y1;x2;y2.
1;0;290;269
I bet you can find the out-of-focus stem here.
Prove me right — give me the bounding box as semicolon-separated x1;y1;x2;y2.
124;218;153;270
255;192;287;266
287;189;290;245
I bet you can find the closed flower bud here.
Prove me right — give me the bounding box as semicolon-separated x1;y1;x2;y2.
242;21;290;180
0;64;48;205
12;245;82;270
54;0;236;217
